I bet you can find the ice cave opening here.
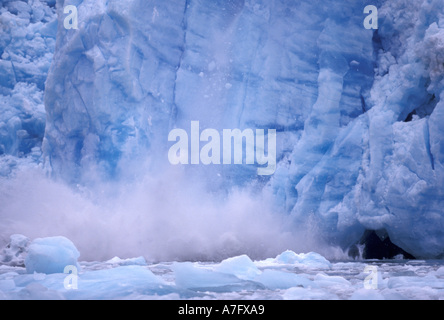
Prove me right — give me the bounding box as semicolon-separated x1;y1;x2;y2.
349;229;416;260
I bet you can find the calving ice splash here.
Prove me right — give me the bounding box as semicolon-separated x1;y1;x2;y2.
168;121;277;176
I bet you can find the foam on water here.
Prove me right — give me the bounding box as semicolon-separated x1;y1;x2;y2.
0;167;336;262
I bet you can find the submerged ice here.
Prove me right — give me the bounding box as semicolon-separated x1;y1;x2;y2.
1;0;444;264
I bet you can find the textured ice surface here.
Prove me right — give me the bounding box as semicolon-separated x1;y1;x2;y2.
1;237;444;300
272;250;332;269
215;255;261;280
0;0;56;170
25;236;80;274
0;234;30;267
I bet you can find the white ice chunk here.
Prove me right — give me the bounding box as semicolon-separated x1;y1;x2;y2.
173;262;245;290
65;266;168;300
274;250;332;269
434;267;444;278
25;237;80;275
314;273;351;288
215;255;261;280
105;256;147;267
0;234;30;267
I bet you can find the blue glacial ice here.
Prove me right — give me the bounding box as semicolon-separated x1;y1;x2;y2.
0;0;56;175
1;0;444;266
24;236;80;274
1;236;444;300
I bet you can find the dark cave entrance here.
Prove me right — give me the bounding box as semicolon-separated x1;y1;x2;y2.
348;229;416;260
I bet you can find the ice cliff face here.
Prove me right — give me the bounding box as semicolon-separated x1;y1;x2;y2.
0;0;56;174
43;0;379;183
2;0;444;259
276;0;444;258
286;0;444;260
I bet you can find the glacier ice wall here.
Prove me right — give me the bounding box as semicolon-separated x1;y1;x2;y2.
0;0;56;175
2;0;444;259
280;0;444;258
43;0;377;184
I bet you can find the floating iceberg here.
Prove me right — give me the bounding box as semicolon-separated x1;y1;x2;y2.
25;236;80;274
215;255;261;281
273;250;332;269
172;262;261;292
